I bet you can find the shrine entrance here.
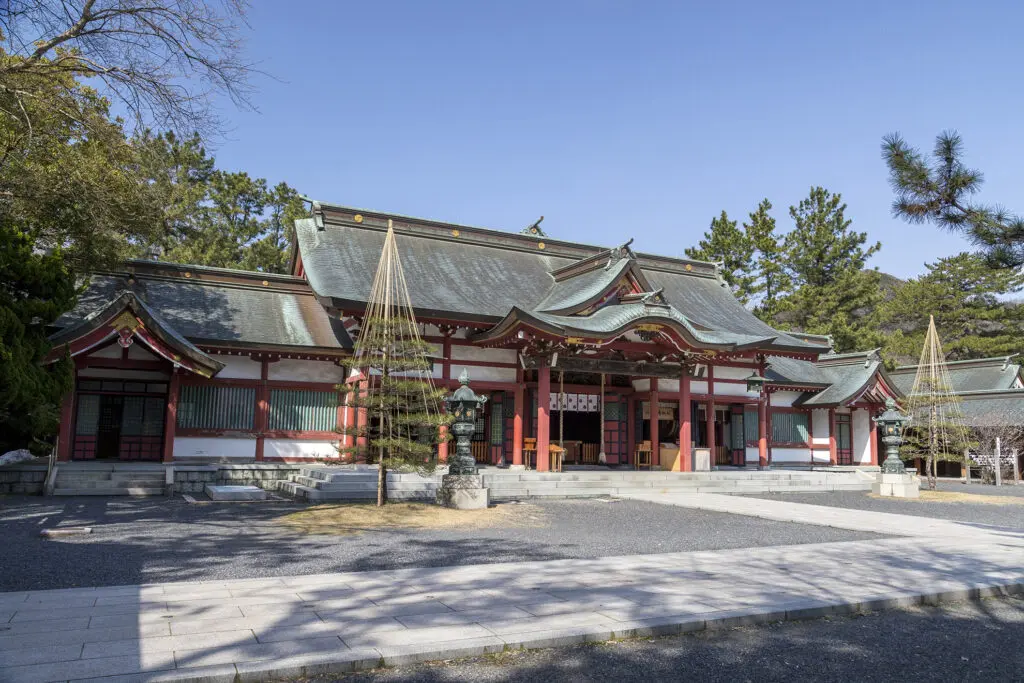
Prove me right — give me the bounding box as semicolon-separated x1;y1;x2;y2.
72;379;168;460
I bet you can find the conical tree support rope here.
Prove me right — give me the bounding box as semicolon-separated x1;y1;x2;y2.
904;315;970;490
345;221;445;505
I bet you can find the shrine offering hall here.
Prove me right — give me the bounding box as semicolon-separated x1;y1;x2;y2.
48;203;903;470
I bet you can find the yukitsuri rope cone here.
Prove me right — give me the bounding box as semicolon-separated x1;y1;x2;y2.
903;315;971;489
338;221;450;506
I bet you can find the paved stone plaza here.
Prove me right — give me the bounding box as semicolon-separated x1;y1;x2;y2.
1;494;1022;682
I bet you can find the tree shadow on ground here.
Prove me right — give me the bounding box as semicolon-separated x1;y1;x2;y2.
336;597;1024;683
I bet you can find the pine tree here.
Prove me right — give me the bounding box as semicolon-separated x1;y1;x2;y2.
0;223;77;452
338;224;450;506
774;187;883;351
883;131;1024;269
744;199;791;320
881;252;1024;364
900;317;973;490
685;210;757;305
134;133;308;273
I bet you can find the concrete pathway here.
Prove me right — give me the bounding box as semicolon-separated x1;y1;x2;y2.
1;531;1022;682
615;491;1024;544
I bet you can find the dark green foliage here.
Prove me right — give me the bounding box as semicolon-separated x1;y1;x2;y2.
0;223;76;452
685;200;791;317
880;253;1024;365
685;211;757;305
745;199;791;321
772;187;883;352
134;132;307;273
883;131;1024;269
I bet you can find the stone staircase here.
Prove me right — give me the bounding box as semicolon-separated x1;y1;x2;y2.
278;466;874;503
277;466;438;502
52;463;167;496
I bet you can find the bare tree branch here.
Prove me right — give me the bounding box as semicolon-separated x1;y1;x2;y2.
0;0;255;136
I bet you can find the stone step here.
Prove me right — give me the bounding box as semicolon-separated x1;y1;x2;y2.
55;479;164;489
52;487;165;496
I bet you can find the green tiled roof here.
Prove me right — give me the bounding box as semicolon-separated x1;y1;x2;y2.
54;264;352;351
957;389;1024;427
296;205;828;355
889;356;1022;394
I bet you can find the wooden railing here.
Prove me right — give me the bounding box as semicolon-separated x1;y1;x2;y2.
581;443;599;464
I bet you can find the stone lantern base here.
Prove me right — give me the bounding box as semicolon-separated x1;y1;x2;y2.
872;472;920;498
437;474;489;510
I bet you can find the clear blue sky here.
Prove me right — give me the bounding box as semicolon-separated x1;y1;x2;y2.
209;0;1024;280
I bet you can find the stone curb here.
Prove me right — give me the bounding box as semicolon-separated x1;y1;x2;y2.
65;580;1024;683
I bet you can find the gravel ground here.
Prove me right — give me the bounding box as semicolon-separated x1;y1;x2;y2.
743;483;1024;530
292;596;1024;683
936;480;1024;497
0;497;884;592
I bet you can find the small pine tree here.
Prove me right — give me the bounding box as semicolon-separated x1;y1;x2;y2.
900;316;973;489
336;224;450;506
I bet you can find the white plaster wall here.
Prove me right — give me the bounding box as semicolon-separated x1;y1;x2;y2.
173;437;255;459
88;344;122;358
715;366;756;381
655;379;680;393
450;346;517;363
713;383;758;398
265;439;339;460
449;364;515;383
691;381;708;394
745;446;760;464
215;356;262;379
126;344;158;360
853;408;872;464
810;408;830;461
770;447;810;463
633;378;651;392
268;359;345;383
769;391;801;408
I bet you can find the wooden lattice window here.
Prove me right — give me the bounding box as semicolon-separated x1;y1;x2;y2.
178;385;256;430
743;407;759;444
268;389;338;432
771;412;810;445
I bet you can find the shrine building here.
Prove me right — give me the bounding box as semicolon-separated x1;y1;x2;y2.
48;202;903;470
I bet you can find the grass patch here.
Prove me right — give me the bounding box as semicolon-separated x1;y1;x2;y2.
870;490;1024;505
278;501;548;535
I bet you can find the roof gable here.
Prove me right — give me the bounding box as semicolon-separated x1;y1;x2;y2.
297;203;826;354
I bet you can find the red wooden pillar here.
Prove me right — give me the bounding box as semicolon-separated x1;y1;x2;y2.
342;396;356;450
437;423;449;462
57;389;75;462
255;359;269;461
356;380;368;451
512;375;524;467
766;394;773;465
758;394;768;468
650;378;660;469
828;408;837;466
626;395;636;466
679;373;691;471
869;405;879;466
162;370;180;463
537;364;551;472
706;365;716;462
